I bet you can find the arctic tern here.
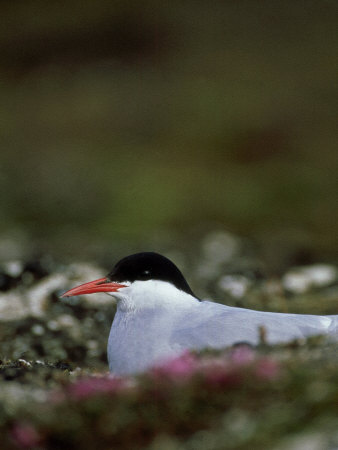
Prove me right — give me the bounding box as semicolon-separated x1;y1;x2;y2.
62;252;338;375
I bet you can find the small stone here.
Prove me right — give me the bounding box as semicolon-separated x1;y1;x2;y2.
87;340;98;350
0;292;29;321
218;274;252;298
26;273;68;318
47;320;59;331
57;314;77;328
31;324;45;336
69;367;82;376
18;359;32;368
87;340;99;357
3;261;23;277
283;264;337;294
301;264;337;287
283;271;310;294
55;314;81;340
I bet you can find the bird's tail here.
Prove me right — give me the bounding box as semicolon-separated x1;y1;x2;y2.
328;315;338;335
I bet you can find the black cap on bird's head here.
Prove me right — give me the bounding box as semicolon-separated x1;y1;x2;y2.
62;252;197;298
107;252;196;297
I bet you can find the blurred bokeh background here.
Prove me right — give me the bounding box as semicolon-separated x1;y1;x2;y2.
1;1;337;268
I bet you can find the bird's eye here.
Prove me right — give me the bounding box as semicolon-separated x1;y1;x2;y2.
141;270;151;279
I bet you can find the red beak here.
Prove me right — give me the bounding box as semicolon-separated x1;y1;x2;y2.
61;277;126;298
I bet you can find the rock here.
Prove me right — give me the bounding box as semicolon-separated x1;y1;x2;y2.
18;359;32;368
31;324;45;336
218;274;252;298
0;292;29;321
26;273;68;318
3;261;23;278
282;264;337;294
0;273;69;322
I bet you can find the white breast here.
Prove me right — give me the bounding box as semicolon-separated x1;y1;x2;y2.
107;280;198;374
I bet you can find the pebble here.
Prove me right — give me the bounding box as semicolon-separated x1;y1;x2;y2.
47;320;60;331
87;340;99;350
18;359;32;368
283;264;337;294
0;292;30;321
26;273;68;318
57;314;78;328
31;324;45;336
218;274;252;298
3;261;23;278
55;314;82;340
87;339;100;357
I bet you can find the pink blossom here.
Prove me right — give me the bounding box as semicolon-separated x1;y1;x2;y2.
11;423;40;448
153;351;198;379
68;376;125;400
255;358;280;380
230;345;256;365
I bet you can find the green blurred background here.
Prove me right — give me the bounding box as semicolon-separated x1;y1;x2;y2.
1;1;337;263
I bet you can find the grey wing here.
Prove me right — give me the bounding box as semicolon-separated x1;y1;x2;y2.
170;301;338;351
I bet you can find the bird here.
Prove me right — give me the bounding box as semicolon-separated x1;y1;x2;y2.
62;252;338;375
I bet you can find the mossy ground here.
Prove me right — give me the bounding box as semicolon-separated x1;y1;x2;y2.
0;242;337;449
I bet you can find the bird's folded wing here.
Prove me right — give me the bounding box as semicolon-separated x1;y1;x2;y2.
170;301;338;351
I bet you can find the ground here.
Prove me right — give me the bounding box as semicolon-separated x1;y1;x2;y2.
0;231;337;449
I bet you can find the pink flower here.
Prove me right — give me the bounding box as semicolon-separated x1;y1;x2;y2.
11;423;40;448
230;345;255;365
68;376;125;400
255;358;280;380
153;351;198;379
